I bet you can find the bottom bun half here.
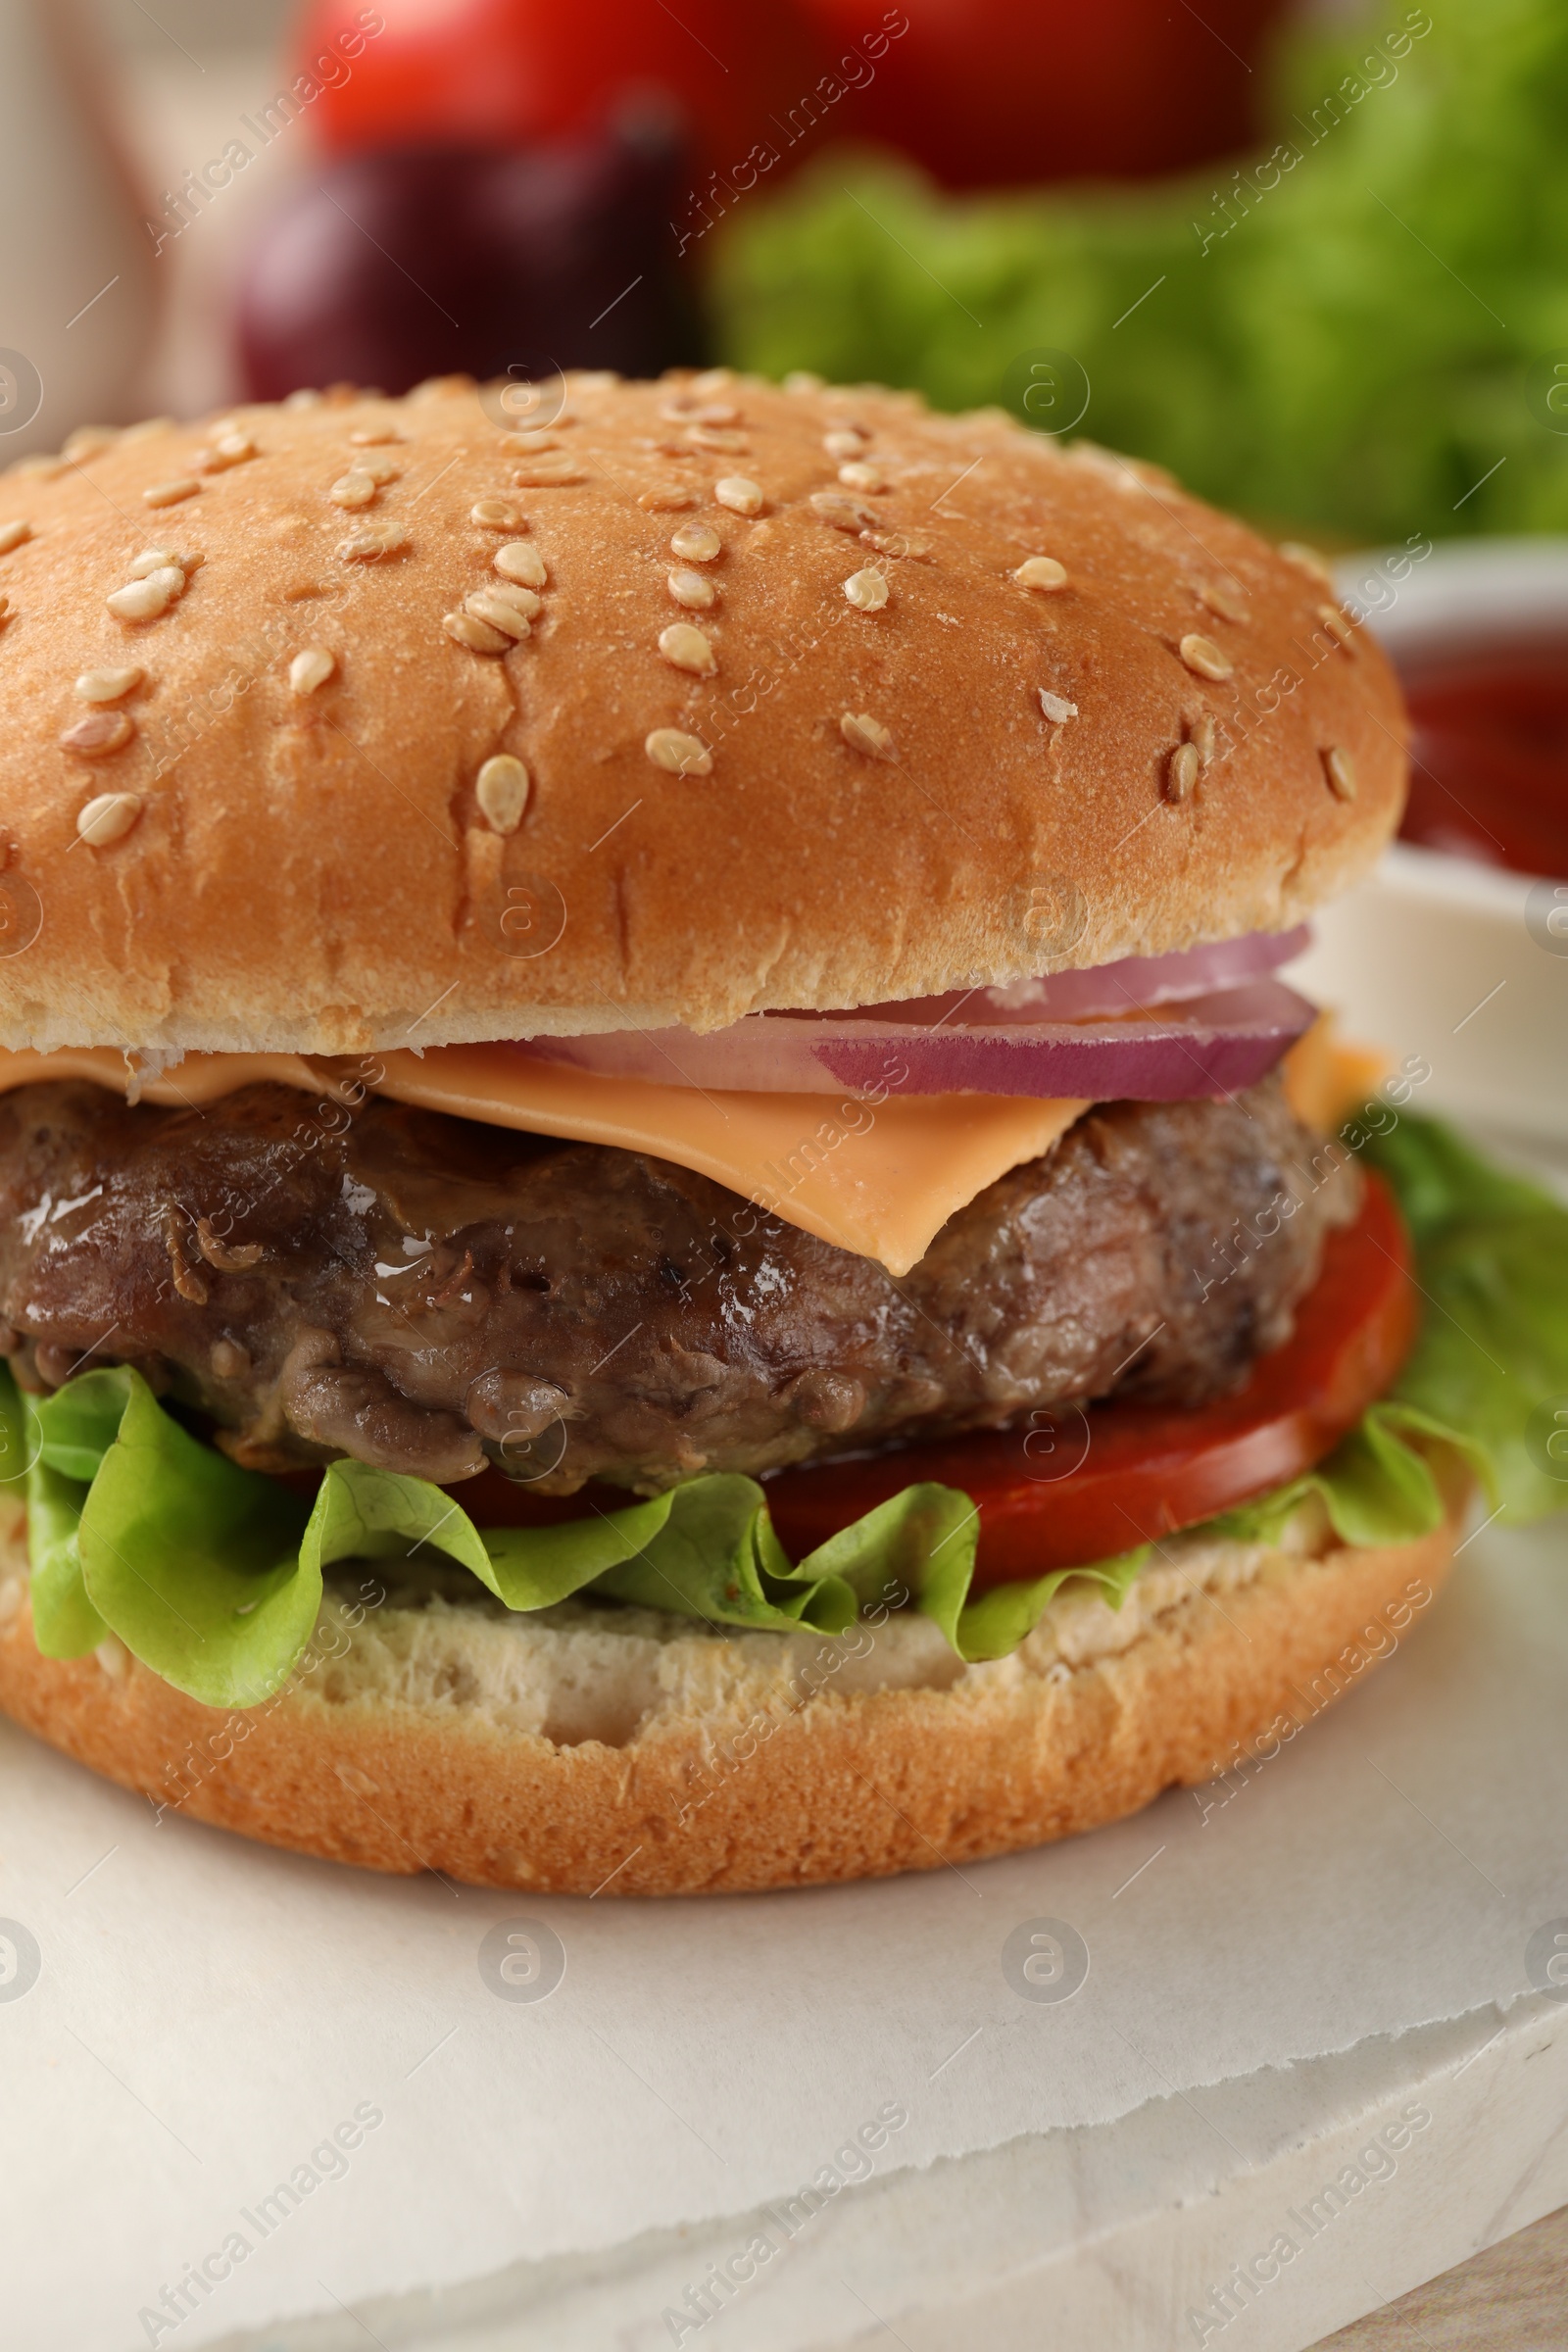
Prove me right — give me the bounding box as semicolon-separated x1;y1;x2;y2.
0;1489;1464;1896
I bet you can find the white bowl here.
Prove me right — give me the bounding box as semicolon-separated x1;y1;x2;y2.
1286;539;1568;1151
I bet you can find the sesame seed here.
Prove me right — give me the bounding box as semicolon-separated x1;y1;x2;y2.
503;430;570;461
667;568;716;610
349;428;404;446
1318;602;1358;653
494;541;547;588
838;461;887;494
823;429;865;461
1166;742;1200;802
1191;712;1218;767
844;567;888;612
106;568;184;621
841;710;894;760
76;665;144;704
329;470;378;510
1280;541;1336;586
125;548;179;579
354;454;404;487
471;498;525;530
285;388;322;410
512;459;584;487
60;711;134;757
142;477;200;509
63;426;119;462
658;621;716;676
691;368;736;397
76;791;142;847
487;582;542;621
1178;632;1233;682
441;612;510;659
1200;579;1250;624
670;521;722;564
645;727;712;776
1039;690;1077;723
713;475;763;515
444;610;511;655
860;527;931;562
338;524;409;562
289;646;336;696
810;490;874;533
1323;746;1357;802
464;591;533;641
475;753;531;834
637;486;695;513
784;370;825;394
661;398;739;427
1015;556;1068;592
121;417;173;442
197;432;257;472
0;520;31;555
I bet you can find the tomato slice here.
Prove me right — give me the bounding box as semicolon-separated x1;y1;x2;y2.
760;1172;1417;1588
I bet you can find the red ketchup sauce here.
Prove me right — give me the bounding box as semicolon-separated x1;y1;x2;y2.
1399;637;1568;878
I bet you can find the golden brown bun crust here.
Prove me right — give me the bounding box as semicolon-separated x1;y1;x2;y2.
0;376;1403;1054
0;1505;1458;1896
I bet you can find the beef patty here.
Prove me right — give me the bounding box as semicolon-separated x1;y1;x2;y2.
0;1075;1352;1494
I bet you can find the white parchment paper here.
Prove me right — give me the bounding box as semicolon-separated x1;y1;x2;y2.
1;1519;1564;2352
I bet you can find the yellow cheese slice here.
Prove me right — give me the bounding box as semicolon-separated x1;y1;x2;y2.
1282;1013;1391;1133
0;1048;328;1105
370;1049;1089;1274
0;1046;1088;1276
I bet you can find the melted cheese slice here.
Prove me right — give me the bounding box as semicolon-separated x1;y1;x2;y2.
0;1046;1088;1276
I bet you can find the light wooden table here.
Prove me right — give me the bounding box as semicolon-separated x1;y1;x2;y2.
1313;2203;1568;2349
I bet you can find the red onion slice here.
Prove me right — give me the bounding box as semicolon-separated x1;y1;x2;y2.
840;923;1311;1027
516;977;1318;1101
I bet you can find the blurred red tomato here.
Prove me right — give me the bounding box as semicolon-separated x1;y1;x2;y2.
296;0;825;177
797;0;1290;186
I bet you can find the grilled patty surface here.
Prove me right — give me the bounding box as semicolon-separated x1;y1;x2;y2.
0;1075;1351;1494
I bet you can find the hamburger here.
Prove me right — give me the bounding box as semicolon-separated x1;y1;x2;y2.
0;370;1557;1896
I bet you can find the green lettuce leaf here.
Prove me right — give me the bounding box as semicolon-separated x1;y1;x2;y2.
32;1365;137;1483
952;1545;1150;1665
710;0;1568;549
0;1357;32;1493
74;1371;315;1708
1365;1118;1568;1522
25;1428;106;1659
0;1364;108;1657
288;1464;1128;1661
593;1473;858;1633
1211;1402;1448;1551
7;1113;1565;1703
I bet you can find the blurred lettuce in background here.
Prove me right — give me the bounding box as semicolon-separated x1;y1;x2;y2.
711;0;1568;543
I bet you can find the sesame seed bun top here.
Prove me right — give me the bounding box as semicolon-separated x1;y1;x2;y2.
0;370;1404;1056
